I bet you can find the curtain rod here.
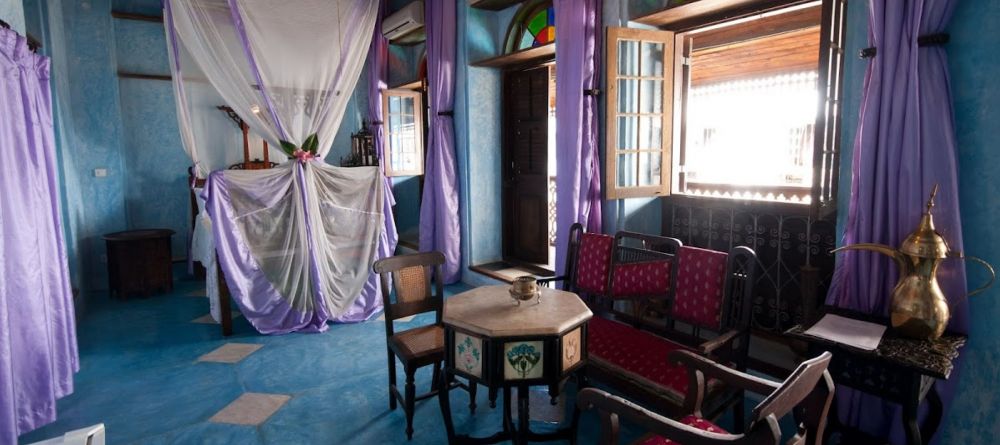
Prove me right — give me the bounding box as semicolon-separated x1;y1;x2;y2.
860;33;950;59
117;71;171;81
111;11;164;23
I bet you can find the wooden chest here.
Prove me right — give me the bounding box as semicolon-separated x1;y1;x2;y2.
103;229;175;299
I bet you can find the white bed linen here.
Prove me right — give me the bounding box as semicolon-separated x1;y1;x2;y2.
190;188;221;322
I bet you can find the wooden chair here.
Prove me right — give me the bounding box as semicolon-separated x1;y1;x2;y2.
577;351;835;445
373;252;476;440
605;230;682;325
539;223;616;300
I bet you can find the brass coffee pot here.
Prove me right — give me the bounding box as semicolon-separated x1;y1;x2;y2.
832;186;995;340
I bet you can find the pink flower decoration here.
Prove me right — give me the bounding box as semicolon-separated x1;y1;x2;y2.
293;148;316;163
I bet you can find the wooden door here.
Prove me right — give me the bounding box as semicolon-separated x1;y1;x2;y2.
503;65;551;265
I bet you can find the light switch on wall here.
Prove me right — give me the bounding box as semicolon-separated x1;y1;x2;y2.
94;168;107;177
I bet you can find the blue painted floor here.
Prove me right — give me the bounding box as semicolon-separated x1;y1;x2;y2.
18;270;789;444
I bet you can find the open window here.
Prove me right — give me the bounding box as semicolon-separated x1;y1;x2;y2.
605;0;846;210
382;89;425;177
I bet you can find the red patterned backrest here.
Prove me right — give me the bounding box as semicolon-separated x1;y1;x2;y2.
574;233;615;295
611;260;672;298
672;246;729;329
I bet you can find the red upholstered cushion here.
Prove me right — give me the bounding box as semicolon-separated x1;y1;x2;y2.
587;317;695;398
673;246;728;329
611;259;672;298
575;233;614;295
637;415;730;445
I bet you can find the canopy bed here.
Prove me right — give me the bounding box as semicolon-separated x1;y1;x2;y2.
164;0;395;334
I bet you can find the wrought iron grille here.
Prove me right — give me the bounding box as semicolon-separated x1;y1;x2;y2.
662;199;837;333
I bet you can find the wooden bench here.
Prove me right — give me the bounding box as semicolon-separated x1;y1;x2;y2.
543;224;758;423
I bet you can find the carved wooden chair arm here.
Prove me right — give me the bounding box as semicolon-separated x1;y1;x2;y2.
577;388;780;445
667;350;781;397
536;276;566;288
697;329;742;356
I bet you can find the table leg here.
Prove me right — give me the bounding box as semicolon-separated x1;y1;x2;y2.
439;369;457;444
517;384;530;445
922;382;944;443
502;386;515;436
903;378;923;445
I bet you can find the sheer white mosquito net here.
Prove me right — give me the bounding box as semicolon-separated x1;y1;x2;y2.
164;0;384;333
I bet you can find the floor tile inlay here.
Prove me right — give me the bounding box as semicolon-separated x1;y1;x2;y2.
209;393;291;425
198;343;262;363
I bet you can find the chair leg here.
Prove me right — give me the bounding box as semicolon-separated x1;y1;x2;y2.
733;390;746;434
431;362;441;392
405;367;416;440
468;378;477;414
387;350;397;411
489;386;499;408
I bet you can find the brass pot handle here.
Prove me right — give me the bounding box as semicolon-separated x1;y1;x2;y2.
965;255;996;297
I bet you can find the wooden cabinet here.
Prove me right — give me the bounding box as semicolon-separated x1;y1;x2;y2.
103;229;175;299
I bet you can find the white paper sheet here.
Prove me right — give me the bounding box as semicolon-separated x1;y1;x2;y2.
803;314;887;351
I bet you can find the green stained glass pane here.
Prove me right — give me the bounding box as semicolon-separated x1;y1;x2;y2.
527;10;547;35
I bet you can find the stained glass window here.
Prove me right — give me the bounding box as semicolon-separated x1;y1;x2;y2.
504;1;555;54
518;7;554;50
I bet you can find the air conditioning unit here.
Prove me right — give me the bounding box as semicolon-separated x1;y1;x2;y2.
383;1;424;42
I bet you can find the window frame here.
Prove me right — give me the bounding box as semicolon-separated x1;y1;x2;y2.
607;0;847;214
604;26;676;200
382;88;425;177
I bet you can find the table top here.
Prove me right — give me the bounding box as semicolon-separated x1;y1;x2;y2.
103;229;175;241
785;307;966;380
443;285;592;337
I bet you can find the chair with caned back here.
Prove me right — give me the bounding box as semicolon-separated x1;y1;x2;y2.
577;351;835;445
374;251;476;440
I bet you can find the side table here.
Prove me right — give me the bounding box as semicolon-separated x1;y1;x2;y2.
439;285;593;445
785;307;966;445
103;229;175;299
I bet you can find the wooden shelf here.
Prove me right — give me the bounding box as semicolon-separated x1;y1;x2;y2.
470;43;554;68
634;0;805;30
468;0;524;11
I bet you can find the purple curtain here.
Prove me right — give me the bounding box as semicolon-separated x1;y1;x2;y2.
554;0;603;277
419;0;461;283
0;27;79;442
827;0;965;442
358;0;398;314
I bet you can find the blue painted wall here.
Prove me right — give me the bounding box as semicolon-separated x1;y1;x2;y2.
113;16;190;258
23;0;130;295
935;0;1000;442
452;2;507;287
0;0;23;33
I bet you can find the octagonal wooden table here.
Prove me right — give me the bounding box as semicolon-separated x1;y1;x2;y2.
438;285;593;445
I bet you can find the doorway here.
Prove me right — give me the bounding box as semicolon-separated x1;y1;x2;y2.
502;63;556;270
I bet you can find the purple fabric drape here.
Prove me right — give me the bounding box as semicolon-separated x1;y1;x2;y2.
419;0;461;283
357;0;398;315
554;0;603;277
0;27;79;443
827;1;965;442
